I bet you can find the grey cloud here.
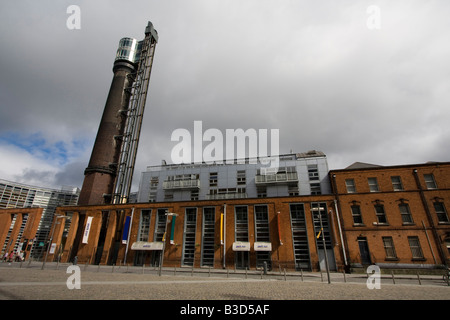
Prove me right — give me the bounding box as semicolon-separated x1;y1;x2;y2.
1;0;449;192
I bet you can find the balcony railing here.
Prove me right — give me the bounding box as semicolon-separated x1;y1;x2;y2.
255;172;298;185
205;193;247;200
162;179;200;190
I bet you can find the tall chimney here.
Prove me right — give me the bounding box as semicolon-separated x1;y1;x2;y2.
78;38;140;205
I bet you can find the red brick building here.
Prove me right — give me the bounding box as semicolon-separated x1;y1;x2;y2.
52;195;344;272
0;207;43;261
330;162;450;270
37;161;450;273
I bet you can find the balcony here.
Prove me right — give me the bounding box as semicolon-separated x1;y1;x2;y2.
162;179;200;190
205;193;247;200
255;172;298;185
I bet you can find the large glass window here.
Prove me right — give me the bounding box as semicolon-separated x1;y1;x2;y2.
289;204;311;270
201;207;215;267
234;206;249;269
254;205;271;270
138;209;152;241
182;208;197;266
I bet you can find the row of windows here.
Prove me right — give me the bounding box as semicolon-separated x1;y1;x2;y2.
151;165;320;188
345;173;438;193
381;236;425;260
350;201;449;225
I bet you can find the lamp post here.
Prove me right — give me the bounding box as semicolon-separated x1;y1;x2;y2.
159;211;178;276
312;205;331;284
41;215;67;270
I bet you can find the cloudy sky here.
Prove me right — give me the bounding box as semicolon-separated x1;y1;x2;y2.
1;0;449;192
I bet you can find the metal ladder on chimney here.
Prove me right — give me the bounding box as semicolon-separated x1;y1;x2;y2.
112;28;157;204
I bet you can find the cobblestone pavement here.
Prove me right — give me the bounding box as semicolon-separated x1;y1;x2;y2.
0;261;449;301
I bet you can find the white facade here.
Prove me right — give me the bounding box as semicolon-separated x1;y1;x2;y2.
137;151;331;203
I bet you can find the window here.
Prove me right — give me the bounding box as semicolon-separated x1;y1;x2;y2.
182;208;197;266
257;186;266;198
209;172;218;187
288;184;299;196
408;236;424;260
190;190;199;201
235;206;248;241
310;183;321;195
351;205;363;225
368;177;379;192
137;209;152;241
154;209;167;241
399;203;414;224
289;204;311;270
235;206;249;270
308;165;319;181
345;179;356;193
374;204;388;224
237;170;246;185
445;237;450;255
201;207;215;267
391;176;403;191
148;191;157;202
382;237;397;259
424;174;437;189
254;205;271;270
150;177;159;187
398;203;414;224
434;202;449;223
164;192;173;201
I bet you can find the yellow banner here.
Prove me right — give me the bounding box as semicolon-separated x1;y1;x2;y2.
220;213;224;244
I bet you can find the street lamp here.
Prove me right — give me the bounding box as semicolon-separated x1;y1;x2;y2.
312;205;331;284
41;214;67;270
159;211;178;276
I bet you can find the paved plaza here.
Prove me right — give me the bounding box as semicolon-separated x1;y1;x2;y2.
0;261;449;301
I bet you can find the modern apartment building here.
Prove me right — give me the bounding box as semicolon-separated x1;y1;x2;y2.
0;179;79;259
137;150;331;203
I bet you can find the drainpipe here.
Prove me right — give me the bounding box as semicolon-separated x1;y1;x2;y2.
223;204;226;269
412;169;446;266
331;173;348;268
334;199;347;266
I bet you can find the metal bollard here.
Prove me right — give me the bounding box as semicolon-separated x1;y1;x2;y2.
263;261;268;275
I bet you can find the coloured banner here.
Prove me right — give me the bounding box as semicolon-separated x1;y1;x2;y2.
82;216;93;244
170;216;176;244
122;216;131;244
